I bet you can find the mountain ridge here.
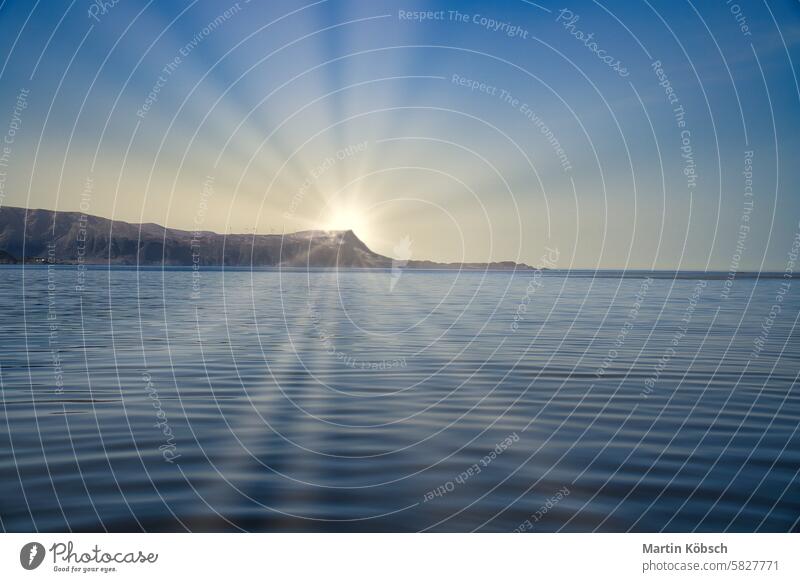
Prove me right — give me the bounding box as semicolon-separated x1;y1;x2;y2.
0;206;533;270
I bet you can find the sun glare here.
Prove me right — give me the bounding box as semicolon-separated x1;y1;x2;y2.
322;206;370;238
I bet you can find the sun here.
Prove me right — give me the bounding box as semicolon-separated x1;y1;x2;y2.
322;205;371;238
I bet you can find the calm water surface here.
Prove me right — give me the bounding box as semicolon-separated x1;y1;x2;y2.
1;266;798;531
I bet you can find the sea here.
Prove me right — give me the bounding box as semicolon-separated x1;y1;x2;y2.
0;266;798;531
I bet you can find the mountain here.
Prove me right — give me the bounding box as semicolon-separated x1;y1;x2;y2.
0;206;532;270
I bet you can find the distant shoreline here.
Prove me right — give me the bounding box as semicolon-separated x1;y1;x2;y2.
0;206;533;271
0;263;788;279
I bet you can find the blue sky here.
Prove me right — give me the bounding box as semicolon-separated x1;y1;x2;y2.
0;0;798;270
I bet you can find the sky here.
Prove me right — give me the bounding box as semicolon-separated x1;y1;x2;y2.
0;0;798;270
